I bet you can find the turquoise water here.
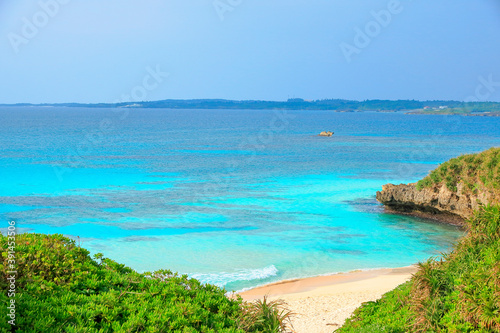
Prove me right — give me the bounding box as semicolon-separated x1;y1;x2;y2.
1;107;499;291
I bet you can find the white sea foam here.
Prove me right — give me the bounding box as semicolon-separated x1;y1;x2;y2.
191;265;278;287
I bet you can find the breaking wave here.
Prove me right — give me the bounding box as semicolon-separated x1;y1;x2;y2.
191;265;278;287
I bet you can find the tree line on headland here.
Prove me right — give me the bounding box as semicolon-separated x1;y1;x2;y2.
3;99;500;115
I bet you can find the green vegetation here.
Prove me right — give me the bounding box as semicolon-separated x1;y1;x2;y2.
409;103;500;115
408;107;471;115
240;297;294;332
3;99;500;114
416;147;500;194
340;205;500;332
0;233;293;332
340;149;500;332
4;149;500;332
339;281;414;332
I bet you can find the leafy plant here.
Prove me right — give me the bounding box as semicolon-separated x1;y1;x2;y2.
0;233;272;332
416;147;500;198
342;148;500;332
239;296;295;333
339;205;500;332
340;280;414;332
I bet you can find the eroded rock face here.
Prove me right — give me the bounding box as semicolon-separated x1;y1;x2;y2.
376;183;494;225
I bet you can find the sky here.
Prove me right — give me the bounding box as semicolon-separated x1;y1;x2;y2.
1;0;500;104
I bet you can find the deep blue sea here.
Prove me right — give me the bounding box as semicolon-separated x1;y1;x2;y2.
1;107;499;291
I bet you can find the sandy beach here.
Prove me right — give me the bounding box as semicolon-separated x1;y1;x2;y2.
238;266;418;332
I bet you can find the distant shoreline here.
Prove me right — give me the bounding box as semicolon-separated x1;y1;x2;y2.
1;99;500;116
406;110;500;117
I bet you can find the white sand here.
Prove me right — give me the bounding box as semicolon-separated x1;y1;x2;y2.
238;266;417;332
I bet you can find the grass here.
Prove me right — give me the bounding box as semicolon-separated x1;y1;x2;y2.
416;147;500;194
0;233;294;332
341;148;500;332
340;280;415;332
5;148;499;332
339;205;500;332
410;108;471;115
410;205;500;332
240;297;295;333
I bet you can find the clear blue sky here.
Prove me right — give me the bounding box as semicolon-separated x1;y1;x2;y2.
1;0;500;103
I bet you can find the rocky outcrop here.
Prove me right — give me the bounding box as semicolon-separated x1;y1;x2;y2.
376;183;494;226
319;131;334;137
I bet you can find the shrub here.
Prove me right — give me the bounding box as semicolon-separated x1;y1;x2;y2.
339;205;500;332
1;233;296;332
239;297;295;333
340;281;414;332
0;233;247;332
416;147;500;199
343;149;500;332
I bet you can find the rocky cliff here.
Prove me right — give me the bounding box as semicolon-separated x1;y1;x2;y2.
376;182;494;226
376;148;499;225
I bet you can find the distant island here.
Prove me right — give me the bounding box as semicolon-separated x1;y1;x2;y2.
2;98;500;116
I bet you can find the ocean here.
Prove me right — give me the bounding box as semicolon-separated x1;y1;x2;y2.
1;107;499;291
